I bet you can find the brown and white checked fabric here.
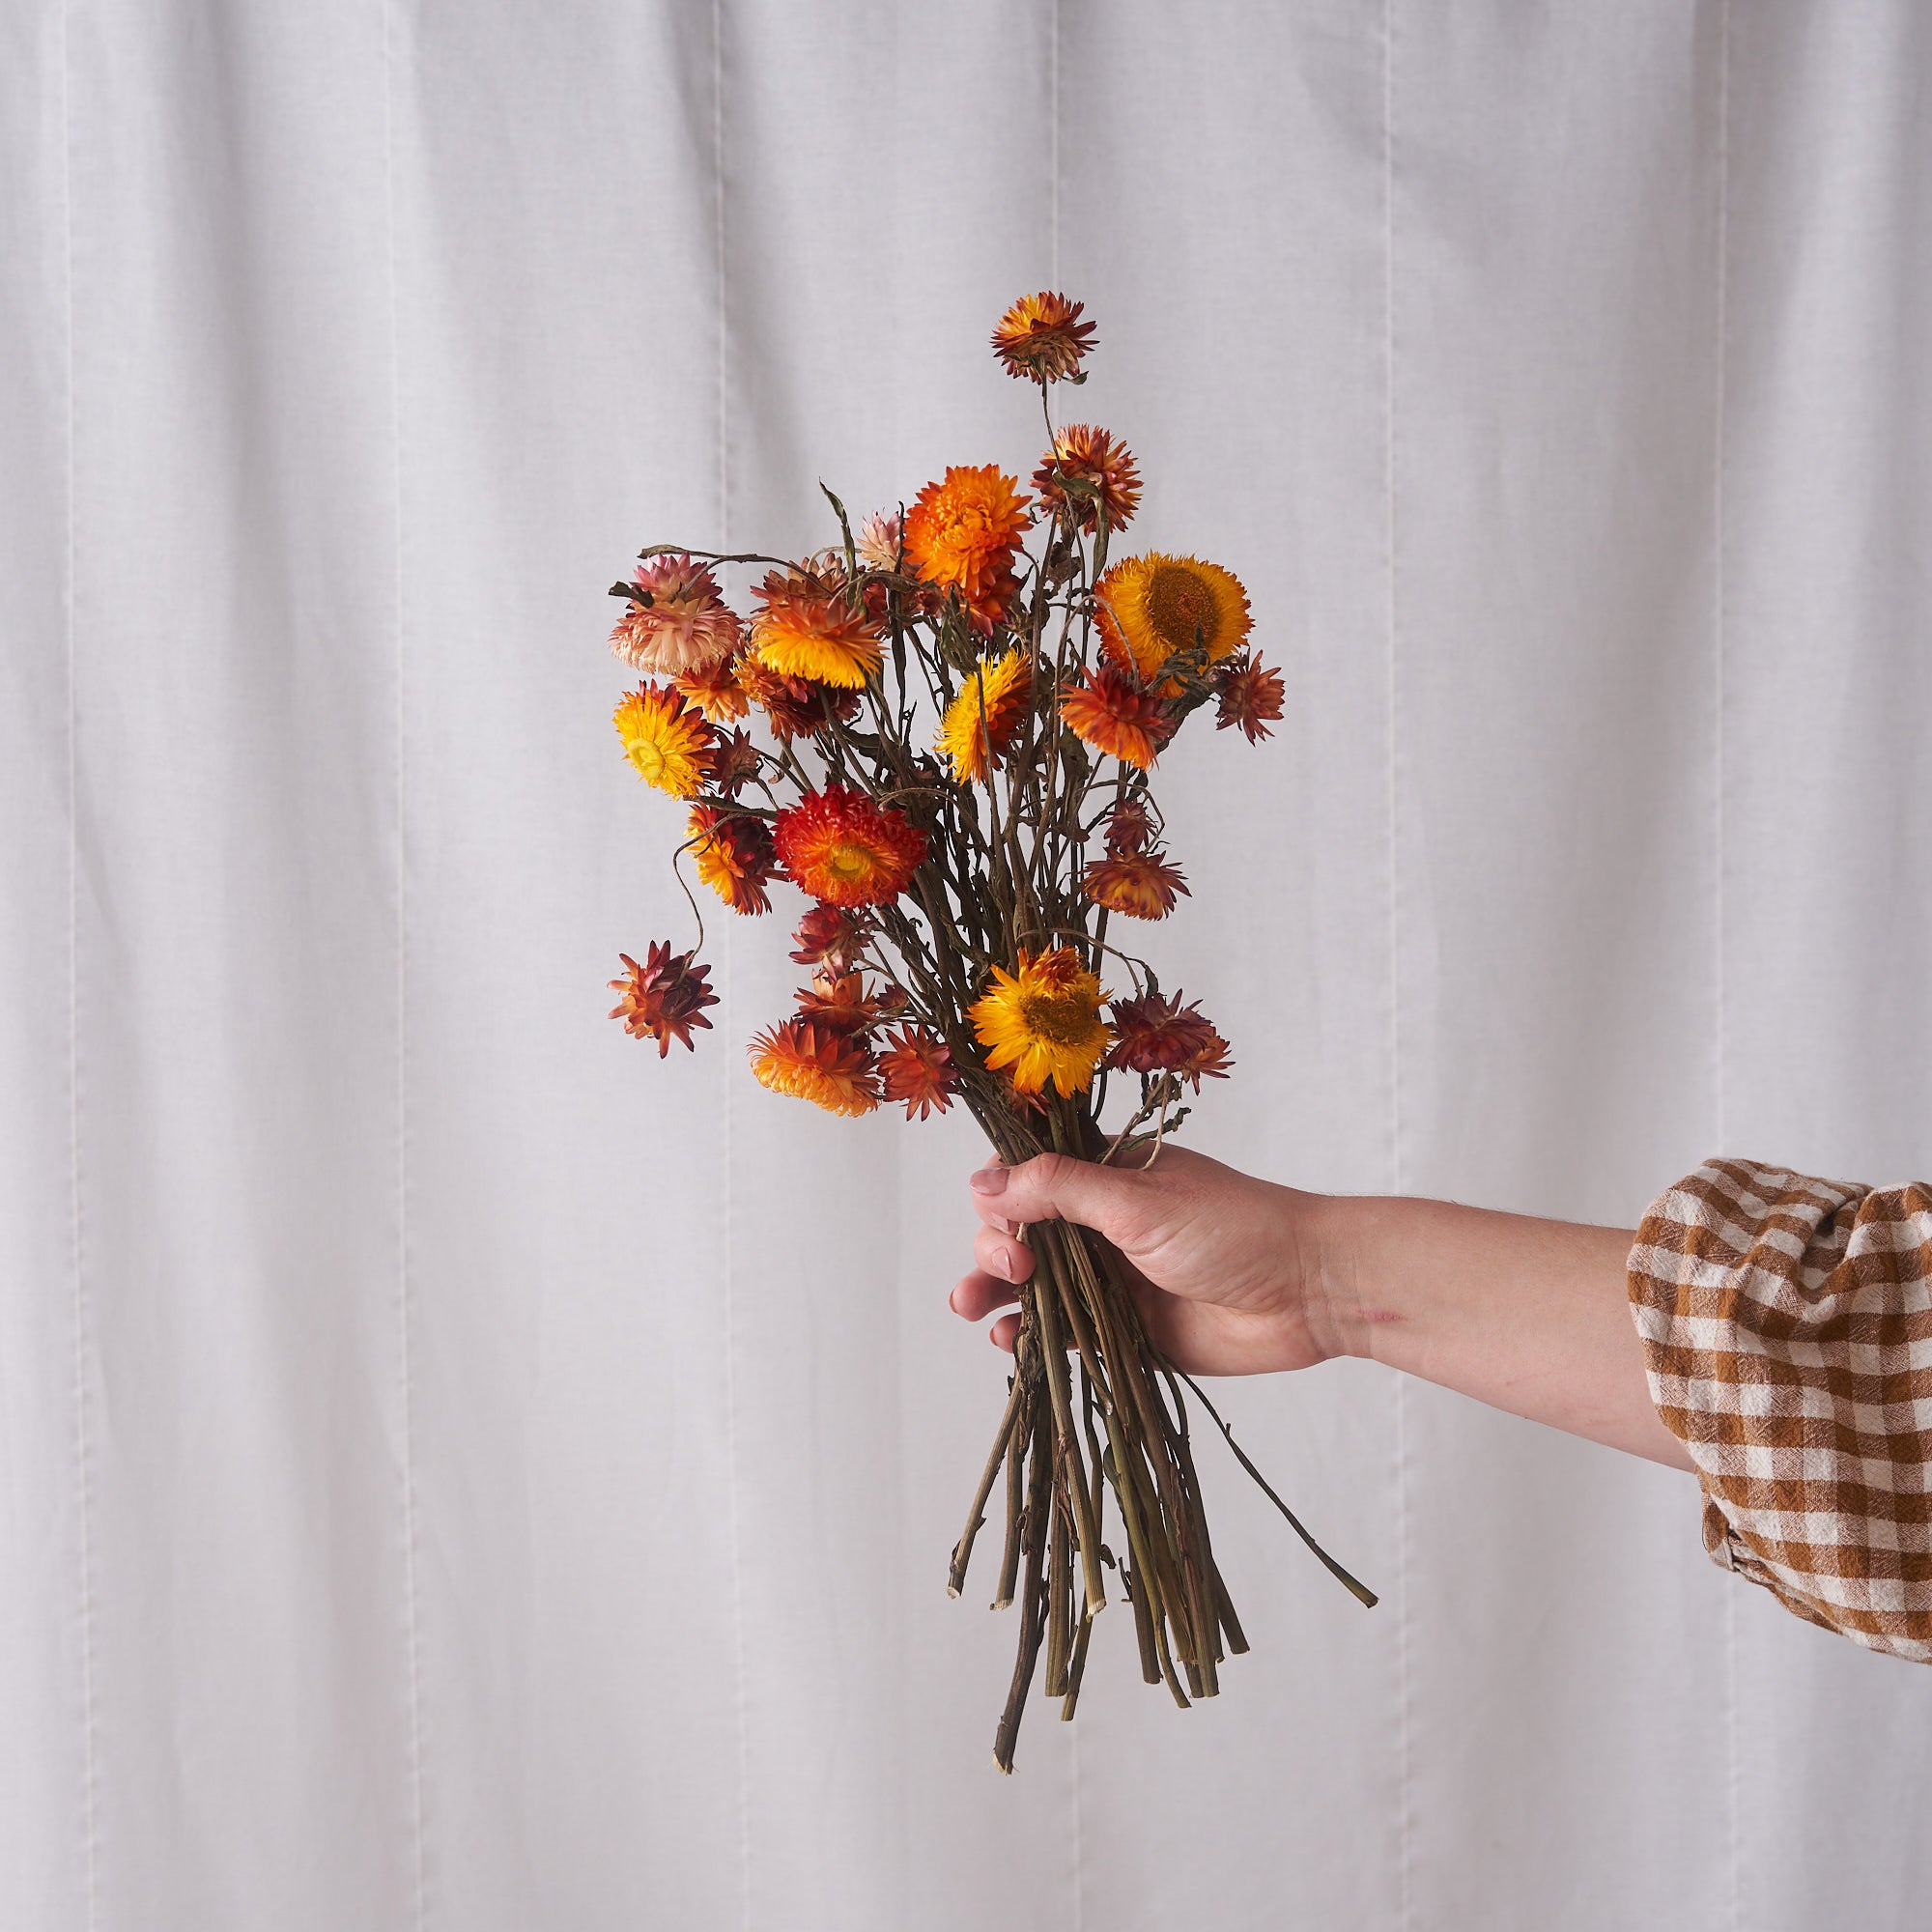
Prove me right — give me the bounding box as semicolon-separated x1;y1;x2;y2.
1628;1158;1932;1659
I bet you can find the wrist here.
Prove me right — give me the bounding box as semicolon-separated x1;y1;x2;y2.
1290;1188;1379;1364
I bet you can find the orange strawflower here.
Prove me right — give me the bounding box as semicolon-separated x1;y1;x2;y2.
903;466;1032;634
1032;423;1141;533
687;804;777;916
749;1018;881;1117
936;648;1033;782
1058;664;1171;771
968;947;1109;1097
752;573;883;690
674;655;751;724
611;554;742;675
1106;990;1233;1090
1096;554;1252;682
878;1026;958;1120
1082;848;1189;921
614;682;717;798
609;943;718;1057
774;785;927;907
991;292;1096;383
1214;652;1286;743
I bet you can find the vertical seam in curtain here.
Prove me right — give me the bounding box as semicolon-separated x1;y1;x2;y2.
1381;5;1414;1928
384;4;430;1922
1049;12;1085;1925
714;6;753;1927
1049;0;1062;284
61;3;101;1922
1712;4;1739;1928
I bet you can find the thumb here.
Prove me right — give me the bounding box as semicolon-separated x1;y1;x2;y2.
973;1151;1156;1248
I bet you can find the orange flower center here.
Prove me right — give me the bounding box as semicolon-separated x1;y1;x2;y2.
1018;990;1095;1046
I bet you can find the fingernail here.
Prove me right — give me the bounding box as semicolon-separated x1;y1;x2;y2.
970;1166;1009;1196
990;1246;1012;1280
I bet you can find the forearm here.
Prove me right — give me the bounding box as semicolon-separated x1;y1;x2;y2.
1303;1192;1694;1471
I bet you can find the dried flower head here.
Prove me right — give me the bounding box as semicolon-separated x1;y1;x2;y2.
774;785;927;907
991;292;1097;383
1082;848;1189;921
1032;424;1142;534
792;970;905;1038
1105;990;1234;1090
674;655;752;724
703;726;763;798
687;803;777;916
1104;795;1155;854
611;554;743;675
903;466;1032;634
614;683;718;798
1097;554;1253;683
609;943;719;1057
936;648;1033;782
751;573;883;691
736;658;863;740
877;1026;958;1120
1058;664;1171;771
1214;652;1286;743
788;903;870;972
749;1018;881;1117
968;947;1109;1097
855;511;904;574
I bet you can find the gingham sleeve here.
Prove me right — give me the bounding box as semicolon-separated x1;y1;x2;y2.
1629;1158;1932;1659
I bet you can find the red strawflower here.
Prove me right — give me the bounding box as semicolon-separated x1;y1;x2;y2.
608;943;719;1057
1214;652;1286;743
788;904;870;973
704;726;763;799
1032;423;1141;533
1105;990;1234;1090
791;970;905;1038
877;1026;959;1120
1103;795;1155;854
774;785;927;908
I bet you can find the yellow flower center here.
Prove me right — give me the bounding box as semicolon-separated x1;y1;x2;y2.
1018;990;1096;1047
630;739;667;782
822;838;873;883
1147;564;1218;653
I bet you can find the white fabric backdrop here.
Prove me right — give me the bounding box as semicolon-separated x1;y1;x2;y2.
4;2;1930;1925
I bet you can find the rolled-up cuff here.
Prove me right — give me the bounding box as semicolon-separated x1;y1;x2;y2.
1628;1158;1932;1661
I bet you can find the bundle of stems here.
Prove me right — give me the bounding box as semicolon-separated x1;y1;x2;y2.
950;1091;1376;1771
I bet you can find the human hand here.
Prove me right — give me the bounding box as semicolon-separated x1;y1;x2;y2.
950;1145;1339;1377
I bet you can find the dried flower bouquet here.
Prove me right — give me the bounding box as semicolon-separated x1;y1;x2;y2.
606;294;1373;1771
